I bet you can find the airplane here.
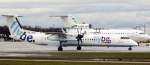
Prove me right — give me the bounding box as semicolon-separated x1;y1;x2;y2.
2;14;138;51
60;15;150;44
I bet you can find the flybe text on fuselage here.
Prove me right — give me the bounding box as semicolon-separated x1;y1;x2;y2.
20;32;34;42
94;36;111;43
10;21;34;42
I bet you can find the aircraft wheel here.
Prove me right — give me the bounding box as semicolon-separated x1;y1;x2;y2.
58;46;63;51
128;47;132;51
77;46;81;50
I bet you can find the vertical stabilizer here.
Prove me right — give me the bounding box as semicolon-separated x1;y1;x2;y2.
64;15;77;28
2;15;24;39
49;15;78;28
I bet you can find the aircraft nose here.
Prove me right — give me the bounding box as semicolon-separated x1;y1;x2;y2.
144;34;150;40
130;40;138;46
146;35;150;39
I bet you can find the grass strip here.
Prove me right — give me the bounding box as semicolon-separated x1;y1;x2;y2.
0;60;149;65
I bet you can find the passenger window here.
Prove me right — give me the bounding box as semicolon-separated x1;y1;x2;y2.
139;33;144;34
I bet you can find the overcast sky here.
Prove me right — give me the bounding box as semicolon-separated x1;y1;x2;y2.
0;0;150;31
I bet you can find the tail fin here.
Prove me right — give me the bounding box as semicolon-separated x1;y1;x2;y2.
2;15;24;39
49;15;77;28
64;15;77;28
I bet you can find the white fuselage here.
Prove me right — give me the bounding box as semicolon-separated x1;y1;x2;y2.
61;34;137;47
26;32;137;47
66;28;150;42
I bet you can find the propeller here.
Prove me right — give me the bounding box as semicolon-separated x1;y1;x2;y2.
76;28;86;50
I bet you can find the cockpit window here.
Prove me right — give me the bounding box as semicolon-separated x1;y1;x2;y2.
120;37;130;39
139;33;144;34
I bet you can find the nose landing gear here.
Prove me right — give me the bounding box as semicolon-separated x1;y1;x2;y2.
128;46;132;51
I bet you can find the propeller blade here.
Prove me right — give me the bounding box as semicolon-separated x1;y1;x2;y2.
77;28;79;34
80;28;82;34
80;39;82;44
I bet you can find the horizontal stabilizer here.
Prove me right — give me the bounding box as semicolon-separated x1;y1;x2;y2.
2;14;22;17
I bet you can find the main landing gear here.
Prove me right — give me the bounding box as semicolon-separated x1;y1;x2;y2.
76;38;82;50
77;45;81;50
128;46;132;51
58;41;63;51
57;41;82;51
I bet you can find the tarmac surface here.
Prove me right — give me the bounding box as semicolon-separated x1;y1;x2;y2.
0;42;150;52
0;42;149;56
0;42;150;63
